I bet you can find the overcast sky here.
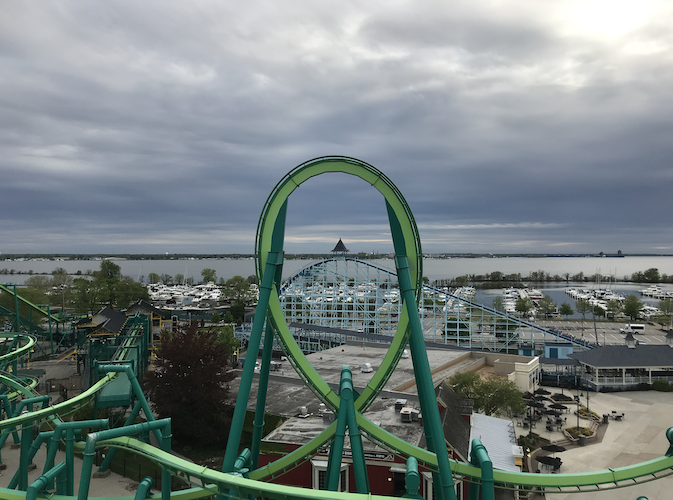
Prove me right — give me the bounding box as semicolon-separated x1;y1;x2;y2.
2;1;672;255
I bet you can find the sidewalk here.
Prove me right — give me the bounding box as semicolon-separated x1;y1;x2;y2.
0;442;145;497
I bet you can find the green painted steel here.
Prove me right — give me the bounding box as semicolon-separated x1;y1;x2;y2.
2;157;673;500
469;439;494;500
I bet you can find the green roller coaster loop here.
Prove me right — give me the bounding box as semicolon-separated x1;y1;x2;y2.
0;156;672;500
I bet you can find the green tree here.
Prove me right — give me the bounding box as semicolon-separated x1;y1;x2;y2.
246;275;258;285
51;268;73;289
68;261;148;313
174;273;185;285
148;273;160;284
489;271;504;282
538;295;557;318
515;297;534;316
448;371;481;400
211;311;221;324
223;311;234;323
201;268;217;284
559;302;574;318
113;278;150;309
658;299;673;328
449;372;524;416
606;300;623;319
159;274;173;285
455;275;469;287
491;296;504;312
224;276;255;324
475;376;526;416
143;324;235;446
575;299;592;336
24;275;52;295
623;295;643;320
643;268;661;283
95;260;122;280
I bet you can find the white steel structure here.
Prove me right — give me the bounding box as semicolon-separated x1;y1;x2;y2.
280;257;525;352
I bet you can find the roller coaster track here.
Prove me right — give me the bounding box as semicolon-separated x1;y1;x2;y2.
0;156;671;499
0;284;62;324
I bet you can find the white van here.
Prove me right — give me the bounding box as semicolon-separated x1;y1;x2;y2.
620;324;645;334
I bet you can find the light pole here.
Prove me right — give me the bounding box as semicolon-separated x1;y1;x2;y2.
574;390;581;431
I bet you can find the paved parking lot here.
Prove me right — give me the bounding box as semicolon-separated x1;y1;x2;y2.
527;320;670;346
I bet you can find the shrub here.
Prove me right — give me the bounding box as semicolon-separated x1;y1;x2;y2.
653;380;673;392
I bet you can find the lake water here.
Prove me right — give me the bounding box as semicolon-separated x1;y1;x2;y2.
3;256;672;318
2;255;672;285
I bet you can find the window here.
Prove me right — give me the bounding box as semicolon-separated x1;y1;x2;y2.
312;460;348;492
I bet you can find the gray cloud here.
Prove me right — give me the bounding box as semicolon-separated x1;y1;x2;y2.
2;1;673;255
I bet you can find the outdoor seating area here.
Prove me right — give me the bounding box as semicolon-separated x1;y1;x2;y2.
608;410;626;421
537;454;563;472
517;388;570;434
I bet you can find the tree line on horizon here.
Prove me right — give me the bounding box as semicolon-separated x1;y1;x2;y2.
432;267;672;288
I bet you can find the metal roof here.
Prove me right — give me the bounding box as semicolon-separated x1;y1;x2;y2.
469;413;520;472
568;344;673;368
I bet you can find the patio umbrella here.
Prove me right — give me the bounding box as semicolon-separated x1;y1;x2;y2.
536;456;559;466
550;403;568;410
542;444;566;453
535;388;551;395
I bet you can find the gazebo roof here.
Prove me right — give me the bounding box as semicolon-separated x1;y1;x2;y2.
331;239;349;253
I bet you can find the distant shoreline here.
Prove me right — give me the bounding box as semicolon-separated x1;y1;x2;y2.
2;253;672;261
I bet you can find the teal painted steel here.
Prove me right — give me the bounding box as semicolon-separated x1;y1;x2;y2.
402;457;423;499
469;439;494;500
2;157;673;499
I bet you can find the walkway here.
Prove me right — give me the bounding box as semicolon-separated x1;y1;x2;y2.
514;388;673;500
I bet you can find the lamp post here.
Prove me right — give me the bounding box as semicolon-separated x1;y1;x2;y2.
585;388;590;414
574;391;580;431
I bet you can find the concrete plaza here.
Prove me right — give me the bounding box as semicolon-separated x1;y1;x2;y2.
514;388;673;500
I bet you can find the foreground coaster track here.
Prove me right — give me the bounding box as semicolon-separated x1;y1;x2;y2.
0;156;671;499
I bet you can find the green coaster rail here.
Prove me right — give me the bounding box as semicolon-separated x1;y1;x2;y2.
0;157;670;500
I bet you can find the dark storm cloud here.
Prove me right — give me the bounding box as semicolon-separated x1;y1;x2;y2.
1;1;673;254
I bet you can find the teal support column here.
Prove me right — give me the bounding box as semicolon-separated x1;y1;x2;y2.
43;419;109;491
326;399;348;491
25;461;66;500
65;427;77;495
402;457;423;499
342;368;369;493
387;200;456;500
223;201;287;474
327;366;369;493
0;395;21;454
8;431;54;489
134;477;154;500
97;363;163;444
469;439;494;500
77;418;171;500
250;322;276;469
19;417;32;490
97;399;144;473
13;284;20;332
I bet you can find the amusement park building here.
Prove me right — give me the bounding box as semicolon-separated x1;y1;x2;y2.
540;340;673;391
243;343;526;499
